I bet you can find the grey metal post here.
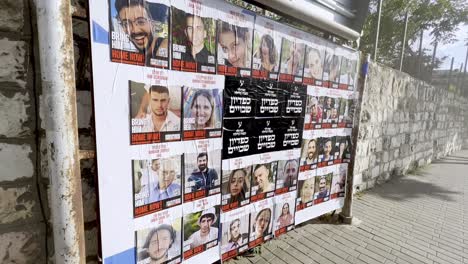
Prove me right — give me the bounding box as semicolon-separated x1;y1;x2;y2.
430;41;438;81
449;57;454;90
418;29;424;78
34;0;86;263
373;0;383;61
399;10;409;71
340;53;370;224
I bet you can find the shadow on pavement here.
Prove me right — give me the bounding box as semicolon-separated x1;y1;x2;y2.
371;176;459;202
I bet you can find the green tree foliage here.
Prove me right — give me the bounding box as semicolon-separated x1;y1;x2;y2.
361;0;468;72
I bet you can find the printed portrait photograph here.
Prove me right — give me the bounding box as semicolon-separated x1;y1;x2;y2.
319;137;335;163
130;81;182;134
182;88;223;131
132;156;182;206
274;200;295;230
304;95;323;125
331;170;346;196
334;136;348;161
135;218;182;264
323;53;341;82
251;162;277;196
183;207;220;250
276;159;299;190
300;138;319;166
280;39;305;76
221;214;249;253
249;207;273;241
252;32;280;73
303;46;324;80
184;150;221;194
221;166;252;206
322;96;336;124
314;174;332;200
171;5;216;72
297;178;315;204
217;21;253;69
109;0;170;66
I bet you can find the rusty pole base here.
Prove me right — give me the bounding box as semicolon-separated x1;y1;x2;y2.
338;212;353;224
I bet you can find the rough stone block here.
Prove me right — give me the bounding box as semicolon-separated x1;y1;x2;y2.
0;229;44;264
82;179;96;223
85;227;99;257
0;0;24;32
0;143;34;181
0;91;31;138
77;90;92;129
0;185;36;224
0;39;27;89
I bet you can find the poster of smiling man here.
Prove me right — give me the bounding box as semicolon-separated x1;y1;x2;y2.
109;0;170;67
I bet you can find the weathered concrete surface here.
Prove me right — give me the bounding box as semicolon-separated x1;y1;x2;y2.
353;62;468;192
232;149;468;264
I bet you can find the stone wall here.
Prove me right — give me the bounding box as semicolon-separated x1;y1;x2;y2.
352;62;468;192
0;0;47;263
0;0;98;263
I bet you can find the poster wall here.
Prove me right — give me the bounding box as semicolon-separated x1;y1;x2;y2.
89;0;360;262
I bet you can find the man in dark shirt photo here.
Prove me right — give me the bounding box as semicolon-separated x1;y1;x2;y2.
187;152;218;192
183;14;214;64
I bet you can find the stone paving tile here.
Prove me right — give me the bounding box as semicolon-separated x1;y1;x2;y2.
231;150;468;264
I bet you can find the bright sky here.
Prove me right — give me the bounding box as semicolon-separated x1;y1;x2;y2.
411;24;468;70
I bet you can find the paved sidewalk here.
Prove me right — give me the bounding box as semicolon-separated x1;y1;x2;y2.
231;149;468;264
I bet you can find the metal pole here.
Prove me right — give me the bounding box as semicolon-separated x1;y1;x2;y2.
417;29;424;78
430;41;438;81
373;0;383;61
340;53;370;224
399;10;409;71
34;0;85;263
448;57;454;90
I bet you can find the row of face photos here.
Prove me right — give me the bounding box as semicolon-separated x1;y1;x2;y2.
110;0;358;87
134;162;347;263
133;134;350;215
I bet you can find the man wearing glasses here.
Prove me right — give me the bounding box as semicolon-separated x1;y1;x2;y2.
115;0;169;66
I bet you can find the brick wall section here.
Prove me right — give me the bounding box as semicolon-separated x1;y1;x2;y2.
353;62;468;192
0;0;47;263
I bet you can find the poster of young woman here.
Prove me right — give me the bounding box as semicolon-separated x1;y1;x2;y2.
330;164;347;199
322;44;340;88
302;34;327;86
173;71;224;140
295;169;316;212
248;197;275;248
252;15;282;80
273;191;297;237
216;1;255;77
221;160;253;212
171;0;217;74
278;26;306;83
108;0;170;67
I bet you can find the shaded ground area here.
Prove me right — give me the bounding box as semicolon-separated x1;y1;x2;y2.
230;149;468;264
